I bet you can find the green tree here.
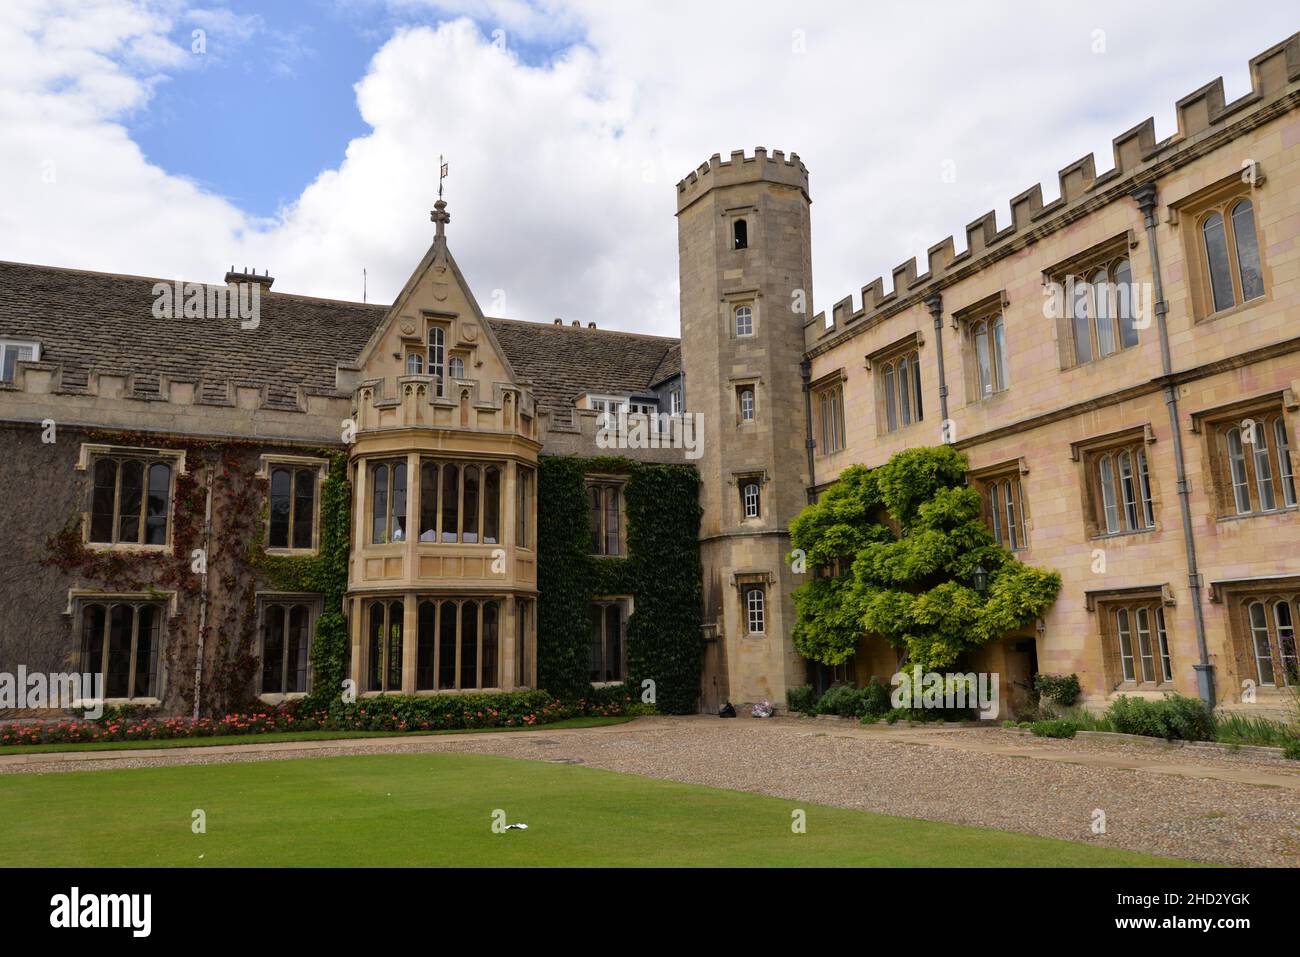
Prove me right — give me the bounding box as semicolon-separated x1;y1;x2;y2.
789;446;1060;671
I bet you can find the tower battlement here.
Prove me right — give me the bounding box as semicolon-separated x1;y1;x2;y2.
675;147;809;213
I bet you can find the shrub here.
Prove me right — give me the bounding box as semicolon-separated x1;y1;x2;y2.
1105;694;1214;742
1002;720;1015;729
1283;739;1300;761
1030;719;1078;739
817;684;866;718
1213;712;1298;748
786;685;818;715
1033;673;1081;707
861;678;892;718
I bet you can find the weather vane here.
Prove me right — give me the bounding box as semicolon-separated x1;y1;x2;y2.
438;155;448;200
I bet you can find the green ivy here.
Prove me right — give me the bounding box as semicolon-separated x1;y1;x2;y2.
537;455;702;713
788;446;1062;672
248;449;351;706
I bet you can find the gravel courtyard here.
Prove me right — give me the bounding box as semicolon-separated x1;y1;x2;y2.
3;715;1297;866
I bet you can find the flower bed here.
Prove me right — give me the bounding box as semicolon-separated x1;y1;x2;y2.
0;687;641;747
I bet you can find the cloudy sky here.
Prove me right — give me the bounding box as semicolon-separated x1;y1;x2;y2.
1;1;1295;336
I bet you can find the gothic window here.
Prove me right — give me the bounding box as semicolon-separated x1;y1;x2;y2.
369;460;407;543
589;481;624;556
979;472;1027;551
1201;199;1264;313
260;602;313;694
428;326;446;396
733;218;748;250
817;382;845;454
406;352;424;375
1104;602;1173;687
1206;407;1296;518
877;349;922;433
268;465;318;549
970;314;1009;398
449;356;465;380
79;600;162;699
89;456;172;546
589;600;627;683
1089;445;1156;535
366;599;404;692
742;481;761;520
1063;257;1139;366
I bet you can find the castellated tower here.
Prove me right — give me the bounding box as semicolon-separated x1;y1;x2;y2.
676;148;813;710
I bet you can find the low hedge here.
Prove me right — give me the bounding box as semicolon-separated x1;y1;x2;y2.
0;687;642;747
1104;694;1215;742
1030;719;1078;738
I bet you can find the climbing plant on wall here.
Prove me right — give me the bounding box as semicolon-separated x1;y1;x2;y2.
536;455;702;714
788;446;1061;672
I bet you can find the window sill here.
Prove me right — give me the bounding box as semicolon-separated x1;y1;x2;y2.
1059;346;1139;373
591;680;626;689
744;631;766;639
98;697;161;707
591;553;626;560
83;542;170;554
1216;505;1298;524
257;692;308;705
1195;295;1266;325
1089;527;1156;542
263;547;319;557
879;420;924;437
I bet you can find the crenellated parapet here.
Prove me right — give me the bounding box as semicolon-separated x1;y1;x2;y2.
676;147;809;213
809;31;1300;347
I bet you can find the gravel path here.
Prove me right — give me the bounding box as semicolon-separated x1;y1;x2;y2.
3;716;1297;866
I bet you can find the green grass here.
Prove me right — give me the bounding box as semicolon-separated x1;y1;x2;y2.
0;716;632;756
0;752;1201;867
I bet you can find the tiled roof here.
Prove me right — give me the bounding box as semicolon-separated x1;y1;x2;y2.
0;260;683;419
0;260;387;400
486;317;680;419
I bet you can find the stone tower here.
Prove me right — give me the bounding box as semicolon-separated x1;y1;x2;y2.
676;148;813;709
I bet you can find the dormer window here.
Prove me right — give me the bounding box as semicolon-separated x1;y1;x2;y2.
0;339;39;383
733;219;748;250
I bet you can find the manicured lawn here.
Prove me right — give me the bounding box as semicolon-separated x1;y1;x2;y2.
0;752;1199;867
0;716;632;756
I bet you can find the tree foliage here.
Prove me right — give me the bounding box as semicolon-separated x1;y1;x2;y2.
789;446;1061;671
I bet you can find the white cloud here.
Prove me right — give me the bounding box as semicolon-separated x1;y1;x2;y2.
0;1;1296;338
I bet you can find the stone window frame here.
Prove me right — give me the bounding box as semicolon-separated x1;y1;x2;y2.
1086;585;1177;691
412;596;505;693
415;457;506;546
1210;576;1300;691
257;454;329;555
588;596;632;686
1171;172;1269;322
77;443;186;552
813;370;846;456
731;378;759;426
1191;392;1298;521
75;596;166;704
586;473;628;557
865;332;924;435
734;469;766;524
367;457;410;545
952;290;1011;403
968;457;1030;552
257;593;321;701
1070;425;1159;539
723;288;760;341
732;570;773;638
1043;231;1142;371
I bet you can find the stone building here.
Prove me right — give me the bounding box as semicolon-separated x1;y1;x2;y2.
1;31;1297;718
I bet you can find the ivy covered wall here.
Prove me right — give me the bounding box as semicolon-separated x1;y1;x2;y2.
536;456;703;714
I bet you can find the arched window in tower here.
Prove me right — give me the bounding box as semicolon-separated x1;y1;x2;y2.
742;481;760;519
734;305;753;337
738;387;755;422
733;218;748;250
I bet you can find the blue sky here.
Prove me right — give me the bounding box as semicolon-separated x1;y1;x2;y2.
127;1;578;217
2;2;1296;335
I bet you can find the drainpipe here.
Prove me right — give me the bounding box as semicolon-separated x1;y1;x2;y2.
1130;182;1214;708
800;358;816;503
923;293;950;428
192;465;215;719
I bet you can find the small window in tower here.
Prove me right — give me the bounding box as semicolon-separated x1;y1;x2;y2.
735;305;753;337
733;219;748;250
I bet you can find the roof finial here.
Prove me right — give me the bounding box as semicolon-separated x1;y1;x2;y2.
431;155;450;241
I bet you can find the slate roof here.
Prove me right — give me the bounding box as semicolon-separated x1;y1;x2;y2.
0;260;682;419
0;260;387;404
486;317;680;420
